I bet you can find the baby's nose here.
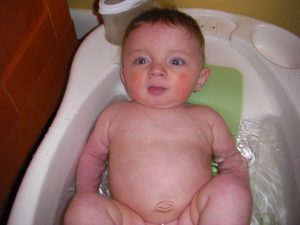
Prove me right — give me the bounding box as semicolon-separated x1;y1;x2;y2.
149;63;167;77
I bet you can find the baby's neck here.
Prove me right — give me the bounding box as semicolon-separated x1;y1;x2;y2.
132;100;190;110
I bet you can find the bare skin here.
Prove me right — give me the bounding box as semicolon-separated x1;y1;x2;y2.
65;21;252;225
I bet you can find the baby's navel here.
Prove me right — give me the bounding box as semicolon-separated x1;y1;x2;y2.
155;200;175;212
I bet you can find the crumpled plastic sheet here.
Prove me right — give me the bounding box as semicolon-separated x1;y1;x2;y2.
236;120;262;174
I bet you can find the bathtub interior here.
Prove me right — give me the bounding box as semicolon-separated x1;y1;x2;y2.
8;8;300;225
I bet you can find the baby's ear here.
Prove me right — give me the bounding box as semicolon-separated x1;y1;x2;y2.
194;67;211;92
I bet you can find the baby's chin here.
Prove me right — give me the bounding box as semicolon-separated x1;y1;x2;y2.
133;99;187;109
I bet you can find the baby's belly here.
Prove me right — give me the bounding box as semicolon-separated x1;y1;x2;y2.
108;148;212;224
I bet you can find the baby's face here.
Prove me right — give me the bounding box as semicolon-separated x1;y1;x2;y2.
121;22;206;108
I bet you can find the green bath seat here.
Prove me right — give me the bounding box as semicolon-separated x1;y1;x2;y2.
187;65;244;137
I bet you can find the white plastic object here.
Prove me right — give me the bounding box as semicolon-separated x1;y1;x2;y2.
98;0;154;45
99;0;148;14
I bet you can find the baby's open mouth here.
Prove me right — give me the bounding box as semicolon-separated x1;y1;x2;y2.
147;86;167;95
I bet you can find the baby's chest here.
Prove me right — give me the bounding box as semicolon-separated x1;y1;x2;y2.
109;122;212;172
113;114;208;138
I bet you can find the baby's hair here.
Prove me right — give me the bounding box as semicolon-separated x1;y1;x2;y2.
121;7;205;64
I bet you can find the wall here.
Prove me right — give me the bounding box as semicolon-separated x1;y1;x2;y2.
68;0;300;37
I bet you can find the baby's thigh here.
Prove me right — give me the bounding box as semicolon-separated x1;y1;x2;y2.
188;175;252;225
64;192;146;225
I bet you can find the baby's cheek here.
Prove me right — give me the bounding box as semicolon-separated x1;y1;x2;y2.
126;73;144;99
175;74;194;100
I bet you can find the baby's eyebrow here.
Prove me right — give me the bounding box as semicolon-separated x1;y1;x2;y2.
169;49;198;58
125;49;148;56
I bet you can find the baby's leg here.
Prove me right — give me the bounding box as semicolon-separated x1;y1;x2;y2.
190;175;252;225
64;192;145;225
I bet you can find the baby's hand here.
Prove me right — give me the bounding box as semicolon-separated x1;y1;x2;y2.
216;151;249;180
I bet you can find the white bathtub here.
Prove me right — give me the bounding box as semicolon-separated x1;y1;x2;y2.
8;8;300;225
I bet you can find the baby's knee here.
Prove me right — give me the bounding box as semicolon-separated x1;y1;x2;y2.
64;193;98;224
64;193;120;225
191;176;252;224
213;175;252;208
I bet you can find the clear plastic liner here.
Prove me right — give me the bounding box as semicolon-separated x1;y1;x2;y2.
237;120;284;225
236;120;261;174
99;161;111;198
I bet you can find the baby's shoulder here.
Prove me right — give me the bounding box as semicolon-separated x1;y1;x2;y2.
102;100;132;112
188;103;219;116
190;104;228;129
98;100;136;120
187;104;225;124
94;101;131;125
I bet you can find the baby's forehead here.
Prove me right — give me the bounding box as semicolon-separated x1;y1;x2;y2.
133;21;194;34
125;22;199;45
121;21;204;63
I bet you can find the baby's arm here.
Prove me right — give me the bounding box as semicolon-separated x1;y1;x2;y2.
76;111;110;193
208;109;249;180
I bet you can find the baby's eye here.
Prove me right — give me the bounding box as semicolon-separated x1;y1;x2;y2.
169;58;185;66
134;57;150;65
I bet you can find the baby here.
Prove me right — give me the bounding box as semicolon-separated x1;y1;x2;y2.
65;8;252;225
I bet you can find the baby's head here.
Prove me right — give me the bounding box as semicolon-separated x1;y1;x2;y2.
120;8;210;108
122;8;206;66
